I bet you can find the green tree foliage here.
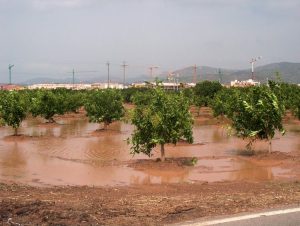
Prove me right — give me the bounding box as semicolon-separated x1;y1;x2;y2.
0;91;28;135
224;86;285;153
131;89;154;106
62;90;85;113
211;87;242;118
182;88;194;102
268;81;300;119
121;87;149;103
131;87;194;161
84;89;125;129
289;85;300;119
193;81;223;115
30;90;66;122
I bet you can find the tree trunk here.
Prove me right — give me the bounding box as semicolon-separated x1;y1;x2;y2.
268;140;272;154
103;122;109;130
160;144;165;162
48;118;55;123
14;127;18;136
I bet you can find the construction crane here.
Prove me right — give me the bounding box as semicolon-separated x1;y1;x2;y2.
8;64;14;84
250;56;262;80
149;66;159;81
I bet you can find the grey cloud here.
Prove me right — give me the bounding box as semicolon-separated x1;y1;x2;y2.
0;0;299;83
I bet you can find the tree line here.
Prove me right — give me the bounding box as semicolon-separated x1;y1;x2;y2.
0;81;299;160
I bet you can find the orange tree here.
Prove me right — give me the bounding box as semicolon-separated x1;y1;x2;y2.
213;85;285;153
84;89;125;130
130;86;193;161
193;80;223;115
269;82;300;120
0;91;28;135
30;89;66;122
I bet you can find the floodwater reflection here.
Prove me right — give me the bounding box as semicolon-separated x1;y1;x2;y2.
0;117;299;186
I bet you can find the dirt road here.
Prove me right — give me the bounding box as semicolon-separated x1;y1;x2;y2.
1;181;300;225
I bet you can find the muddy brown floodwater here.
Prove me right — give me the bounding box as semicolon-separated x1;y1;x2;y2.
0;114;299;187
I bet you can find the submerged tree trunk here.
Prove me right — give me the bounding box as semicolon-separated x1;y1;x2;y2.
268;140;272;154
14;127;18;136
47;117;55;123
197;106;200;116
160;144;165;162
103;122;109;130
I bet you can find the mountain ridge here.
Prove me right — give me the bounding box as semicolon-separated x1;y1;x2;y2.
19;62;300;85
169;62;300;84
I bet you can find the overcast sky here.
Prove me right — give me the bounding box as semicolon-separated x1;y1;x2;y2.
0;0;299;83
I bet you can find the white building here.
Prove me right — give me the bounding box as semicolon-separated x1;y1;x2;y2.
230;79;260;87
91;83;124;89
27;83;124;90
28;83;91;90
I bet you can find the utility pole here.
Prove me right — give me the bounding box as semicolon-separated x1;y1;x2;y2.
149;66;159;81
107;61;110;88
218;68;222;84
121;61;128;88
8;64;14;85
176;73;179;92
67;69;98;89
72;68;75;88
250;56;262;80
193;64;197;84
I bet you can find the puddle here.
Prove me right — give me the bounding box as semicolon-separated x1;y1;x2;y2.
0;116;299;186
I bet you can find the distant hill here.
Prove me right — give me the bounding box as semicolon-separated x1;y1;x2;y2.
20;62;300;85
161;62;300;84
21;74;149;85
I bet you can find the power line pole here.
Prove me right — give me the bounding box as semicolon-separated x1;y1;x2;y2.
67;69;98;89
193;64;197;84
107;61;110;88
218;68;222;84
121;61;128;88
8;64;14;85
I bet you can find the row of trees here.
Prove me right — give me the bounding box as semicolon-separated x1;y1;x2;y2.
0;88;127;135
0;89;85;135
0;81;299;160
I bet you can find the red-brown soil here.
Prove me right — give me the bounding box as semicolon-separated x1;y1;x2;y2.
1;181;300;226
1;107;300;225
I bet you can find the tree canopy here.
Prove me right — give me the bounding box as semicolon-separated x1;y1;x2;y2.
30;89;66;122
131;87;193;161
0;91;28;135
194;80;223;107
84;89;125;129
217;85;285;152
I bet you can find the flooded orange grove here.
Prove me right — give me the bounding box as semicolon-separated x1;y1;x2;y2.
0;109;300;187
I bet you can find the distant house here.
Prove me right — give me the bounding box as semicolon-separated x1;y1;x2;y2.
0;84;24;91
28;83;92;90
27;83;124;90
91;83;124;89
230;79;260;87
